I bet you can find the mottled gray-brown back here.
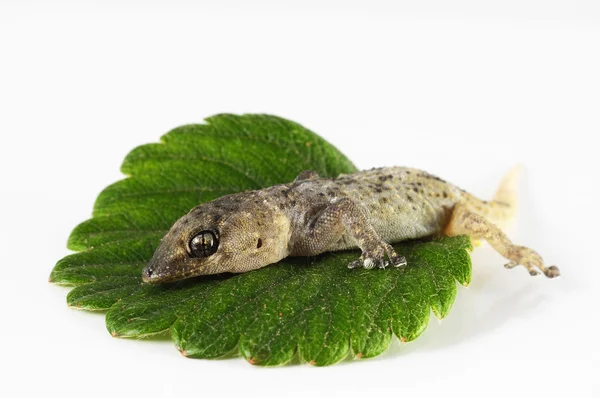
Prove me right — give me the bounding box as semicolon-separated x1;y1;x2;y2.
286;166;463;250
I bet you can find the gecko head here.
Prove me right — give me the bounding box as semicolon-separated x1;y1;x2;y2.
142;195;291;283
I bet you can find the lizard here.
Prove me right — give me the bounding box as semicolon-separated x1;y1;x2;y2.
142;166;560;283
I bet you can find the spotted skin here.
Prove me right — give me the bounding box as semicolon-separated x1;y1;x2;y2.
142;166;560;283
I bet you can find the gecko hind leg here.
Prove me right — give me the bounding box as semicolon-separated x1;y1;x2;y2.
445;204;560;278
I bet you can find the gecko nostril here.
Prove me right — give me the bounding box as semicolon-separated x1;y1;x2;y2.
142;267;154;283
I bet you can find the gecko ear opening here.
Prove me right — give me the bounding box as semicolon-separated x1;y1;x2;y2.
256;238;263;249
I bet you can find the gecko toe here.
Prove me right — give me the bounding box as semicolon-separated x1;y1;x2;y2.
348;257;387;270
362;258;376;269
348;259;364;269
391;255;407;268
545;265;560;278
349;244;405;271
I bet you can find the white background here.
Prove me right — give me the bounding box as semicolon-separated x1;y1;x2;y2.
1;1;599;397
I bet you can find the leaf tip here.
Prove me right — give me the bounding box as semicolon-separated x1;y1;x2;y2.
111;330;120;338
399;337;407;343
432;307;448;320
355;352;363;359
246;357;257;365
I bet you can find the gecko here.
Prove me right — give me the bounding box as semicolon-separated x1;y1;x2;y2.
142;166;560;283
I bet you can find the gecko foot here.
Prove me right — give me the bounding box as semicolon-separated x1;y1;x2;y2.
348;243;407;270
503;247;560;278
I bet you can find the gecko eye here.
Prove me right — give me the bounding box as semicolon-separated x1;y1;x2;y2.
188;230;219;258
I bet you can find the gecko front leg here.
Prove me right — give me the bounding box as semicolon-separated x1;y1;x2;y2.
294;198;407;269
445;204;560;278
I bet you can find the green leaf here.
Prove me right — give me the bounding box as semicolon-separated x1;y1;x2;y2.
50;113;472;366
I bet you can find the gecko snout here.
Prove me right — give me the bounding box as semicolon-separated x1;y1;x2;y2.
142;252;170;283
141;266;155;283
142;239;198;283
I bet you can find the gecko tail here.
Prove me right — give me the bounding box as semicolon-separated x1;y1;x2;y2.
460;165;522;228
494;164;522;210
488;164;522;226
